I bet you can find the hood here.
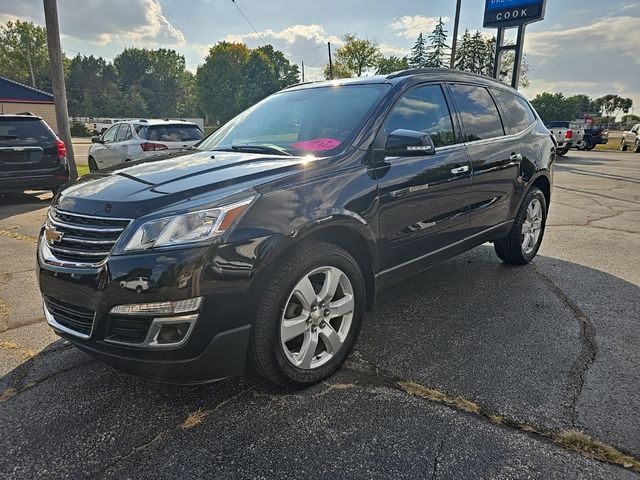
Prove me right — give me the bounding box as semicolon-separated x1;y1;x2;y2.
56;151;317;218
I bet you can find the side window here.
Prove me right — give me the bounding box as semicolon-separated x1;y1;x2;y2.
450;84;505;141
102;125;119;143
491;89;537;134
115;124;131;142
384;84;456;148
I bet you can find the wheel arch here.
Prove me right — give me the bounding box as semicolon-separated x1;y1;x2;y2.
530;173;551;208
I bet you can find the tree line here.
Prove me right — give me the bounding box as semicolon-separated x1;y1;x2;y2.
0;20;299;124
530;92;634;123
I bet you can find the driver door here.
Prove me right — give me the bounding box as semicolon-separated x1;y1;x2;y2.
375;83;472;279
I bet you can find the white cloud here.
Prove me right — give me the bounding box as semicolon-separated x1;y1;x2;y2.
390;15;450;40
0;0;185;46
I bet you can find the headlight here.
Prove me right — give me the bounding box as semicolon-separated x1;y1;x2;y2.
124;197;254;251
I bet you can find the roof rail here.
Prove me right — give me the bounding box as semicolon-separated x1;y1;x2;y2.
16;111;35;116
138;118;148;123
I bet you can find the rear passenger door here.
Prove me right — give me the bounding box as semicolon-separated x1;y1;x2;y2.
448;83;522;235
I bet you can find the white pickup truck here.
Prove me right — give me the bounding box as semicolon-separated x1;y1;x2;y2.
545;121;586;156
84;118;123;136
620;124;640;153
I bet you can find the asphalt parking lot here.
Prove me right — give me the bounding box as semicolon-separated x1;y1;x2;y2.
0;150;639;479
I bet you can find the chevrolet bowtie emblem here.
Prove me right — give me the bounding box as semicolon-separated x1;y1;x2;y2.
45;225;64;245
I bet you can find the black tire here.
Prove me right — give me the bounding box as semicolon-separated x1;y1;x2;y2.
556;147;568;157
586;144;596;151
620;141;628;152
88;157;98;172
250;241;365;387
494;187;547;265
135;285;143;294
635;142;640;154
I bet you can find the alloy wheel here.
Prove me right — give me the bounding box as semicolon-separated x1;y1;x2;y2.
521;198;543;255
280;266;354;370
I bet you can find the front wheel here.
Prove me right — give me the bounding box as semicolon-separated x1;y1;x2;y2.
620;141;628;152
250;242;365;387
635;142;640;154
494;187;547;265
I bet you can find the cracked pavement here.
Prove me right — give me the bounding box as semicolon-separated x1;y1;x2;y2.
0;150;639;479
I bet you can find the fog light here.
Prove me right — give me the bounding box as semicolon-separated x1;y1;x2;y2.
157;322;191;344
110;297;203;316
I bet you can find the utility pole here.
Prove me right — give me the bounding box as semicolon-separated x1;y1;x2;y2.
450;0;462;69
301;61;305;82
27;52;36;87
43;0;76;181
328;42;333;80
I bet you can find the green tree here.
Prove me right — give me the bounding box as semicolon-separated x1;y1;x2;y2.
242;50;280;107
595;94;633;119
425;17;449;68
454;29;472;71
332;34;381;77
409;33;428;68
530;92;573;122
565;94;597;119
0;20;51;89
468;31;488;74
376;55;409;75
257;45;300;88
323;60;353;80
66;54;120;117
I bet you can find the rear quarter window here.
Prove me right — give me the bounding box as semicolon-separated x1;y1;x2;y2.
449;84;505;141
491;89;537;134
0;118;55;144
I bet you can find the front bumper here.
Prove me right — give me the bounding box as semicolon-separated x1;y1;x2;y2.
37;237;259;384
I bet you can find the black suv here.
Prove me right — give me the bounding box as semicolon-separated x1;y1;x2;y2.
0;114;69;193
38;70;554;387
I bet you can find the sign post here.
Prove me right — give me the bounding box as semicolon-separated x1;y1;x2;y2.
483;0;547;89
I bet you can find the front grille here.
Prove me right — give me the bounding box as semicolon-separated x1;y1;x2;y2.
106;315;153;344
46;209;131;264
45;296;95;336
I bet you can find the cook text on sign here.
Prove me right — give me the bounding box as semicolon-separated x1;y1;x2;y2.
483;0;546;28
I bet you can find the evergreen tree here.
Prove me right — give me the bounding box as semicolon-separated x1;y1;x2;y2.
425;17;450;68
454;29;472;71
469;31;488;74
409;33;427;68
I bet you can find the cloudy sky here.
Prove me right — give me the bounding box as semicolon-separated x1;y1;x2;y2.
1;0;639;107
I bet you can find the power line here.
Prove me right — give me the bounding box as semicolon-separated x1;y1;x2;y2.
289;44;325;58
230;0;265;45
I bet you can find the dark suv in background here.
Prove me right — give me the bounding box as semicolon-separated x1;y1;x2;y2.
37;69;555;387
0;113;69;194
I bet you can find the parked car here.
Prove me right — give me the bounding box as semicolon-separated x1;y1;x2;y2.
620;124;640;152
119;277;150;293
545;121;584;155
0;113;69;194
583;125;608;150
87;119;204;171
84;118;123;136
38;70;554;387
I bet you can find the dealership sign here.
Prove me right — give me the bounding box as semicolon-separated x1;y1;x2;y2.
483;0;547;28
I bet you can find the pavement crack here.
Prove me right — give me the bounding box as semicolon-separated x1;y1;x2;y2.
431;439;444;480
531;263;598;426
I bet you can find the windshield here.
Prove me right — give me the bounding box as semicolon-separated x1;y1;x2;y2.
197;84;390;156
0;118;55;144
141;124;203;142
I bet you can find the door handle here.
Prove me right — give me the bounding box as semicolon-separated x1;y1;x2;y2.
509;153;522;161
450;165;469;175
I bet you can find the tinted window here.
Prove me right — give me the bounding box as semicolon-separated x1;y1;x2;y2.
491;89;537;134
450;84;505;141
384;84;456;148
115;124;131;142
0;118;54;144
143;124;204;142
102;125;118;143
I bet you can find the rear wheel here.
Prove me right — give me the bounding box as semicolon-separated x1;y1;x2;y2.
88;157;98;172
494;187;547;265
250;242;365;387
556;147;568;156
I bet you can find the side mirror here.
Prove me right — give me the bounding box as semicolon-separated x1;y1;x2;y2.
383;129;436;156
91;136;102;144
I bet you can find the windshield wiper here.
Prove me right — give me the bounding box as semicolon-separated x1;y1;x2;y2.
228;144;293;157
